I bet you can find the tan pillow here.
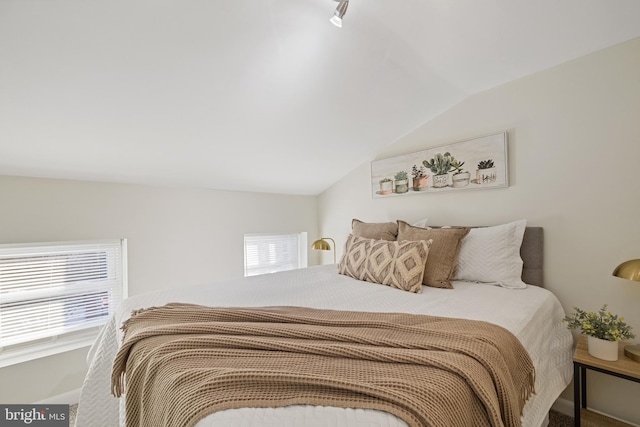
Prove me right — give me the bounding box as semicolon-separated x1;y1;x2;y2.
396;221;470;289
351;219;398;241
338;234;431;293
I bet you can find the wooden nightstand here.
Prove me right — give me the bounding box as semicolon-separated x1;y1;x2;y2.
573;335;640;426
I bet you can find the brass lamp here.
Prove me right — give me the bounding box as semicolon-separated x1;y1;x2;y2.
612;259;640;362
311;237;336;264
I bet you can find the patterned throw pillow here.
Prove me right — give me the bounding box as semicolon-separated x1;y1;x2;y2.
396;221;470;289
338;234;431;293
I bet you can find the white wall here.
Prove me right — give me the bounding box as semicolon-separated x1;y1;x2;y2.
0;175;319;403
318;37;640;423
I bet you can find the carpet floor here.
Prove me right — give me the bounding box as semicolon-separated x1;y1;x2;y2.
549;409;575;427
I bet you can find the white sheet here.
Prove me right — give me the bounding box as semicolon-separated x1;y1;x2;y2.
76;265;573;427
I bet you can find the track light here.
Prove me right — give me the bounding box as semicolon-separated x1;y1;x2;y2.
330;0;349;28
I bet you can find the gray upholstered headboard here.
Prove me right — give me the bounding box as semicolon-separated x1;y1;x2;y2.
520;227;543;287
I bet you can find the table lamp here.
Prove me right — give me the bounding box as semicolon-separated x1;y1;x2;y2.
311;237;336;264
612;259;640;362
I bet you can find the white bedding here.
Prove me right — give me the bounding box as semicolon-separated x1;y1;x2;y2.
76;265;573;427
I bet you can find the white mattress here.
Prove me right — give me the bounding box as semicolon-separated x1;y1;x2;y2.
76;265;573;427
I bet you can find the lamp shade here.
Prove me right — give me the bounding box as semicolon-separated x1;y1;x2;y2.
612;259;640;282
311;239;331;251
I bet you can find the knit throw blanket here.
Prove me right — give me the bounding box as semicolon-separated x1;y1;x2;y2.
112;304;535;427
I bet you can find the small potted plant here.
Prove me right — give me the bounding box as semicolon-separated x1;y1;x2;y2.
450;156;470;188
379;177;393;195
394;171;409;194
476;159;496;184
423;152;453;188
411;164;429;191
563;304;635;361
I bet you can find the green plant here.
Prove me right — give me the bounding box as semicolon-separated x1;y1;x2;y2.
563;305;635;341
423;153;453;175
477;159;495;170
411;164;427;179
450;157;466;175
379;177;392;184
394;171;408;181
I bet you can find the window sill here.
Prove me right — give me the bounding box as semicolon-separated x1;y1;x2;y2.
0;330;99;368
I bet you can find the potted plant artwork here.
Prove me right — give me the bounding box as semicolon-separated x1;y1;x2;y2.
379;178;393;195
476;159;497;184
423;153;453;188
394;171;409;194
450;157;470;188
563;304;635;361
411;164;429;191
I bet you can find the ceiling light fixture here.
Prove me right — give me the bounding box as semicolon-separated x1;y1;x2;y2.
330;0;349;28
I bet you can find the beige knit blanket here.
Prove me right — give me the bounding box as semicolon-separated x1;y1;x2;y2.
112;304;535;427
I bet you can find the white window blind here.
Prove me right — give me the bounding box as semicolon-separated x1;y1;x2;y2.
0;239;127;367
244;233;307;277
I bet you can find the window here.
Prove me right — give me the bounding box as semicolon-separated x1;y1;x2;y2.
0;239;127;367
243;233;307;277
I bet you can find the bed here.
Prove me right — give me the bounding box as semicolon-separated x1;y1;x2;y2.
75;220;574;427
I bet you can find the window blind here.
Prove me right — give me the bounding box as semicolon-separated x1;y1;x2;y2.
0;239;127;365
244;233;307;277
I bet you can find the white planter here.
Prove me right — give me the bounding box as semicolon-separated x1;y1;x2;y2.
394;179;409;194
476;167;497;184
432;174;449;188
379;181;393;195
452;172;470;188
587;335;619;361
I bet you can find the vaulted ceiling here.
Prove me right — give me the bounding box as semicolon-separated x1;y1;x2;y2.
2;0;640;195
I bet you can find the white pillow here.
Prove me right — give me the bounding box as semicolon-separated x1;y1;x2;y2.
411;218;428;228
451;219;527;289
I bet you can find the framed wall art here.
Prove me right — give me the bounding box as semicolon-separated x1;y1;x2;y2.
371;131;508;198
